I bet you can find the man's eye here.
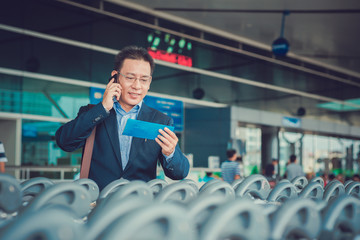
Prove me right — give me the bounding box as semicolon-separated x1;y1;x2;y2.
126;77;135;81
140;79;148;83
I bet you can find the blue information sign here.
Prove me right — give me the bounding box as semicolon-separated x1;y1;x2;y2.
282;116;301;128
144;95;184;132
89;87;104;105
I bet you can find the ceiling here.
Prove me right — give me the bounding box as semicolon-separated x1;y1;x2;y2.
1;0;360;130
119;0;360;76
108;0;360;127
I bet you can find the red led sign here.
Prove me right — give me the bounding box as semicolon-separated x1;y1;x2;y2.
148;48;192;67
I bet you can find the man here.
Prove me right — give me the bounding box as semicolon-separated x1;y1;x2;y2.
0;141;8;173
56;46;189;190
221;149;241;184
264;159;278;179
285;154;304;181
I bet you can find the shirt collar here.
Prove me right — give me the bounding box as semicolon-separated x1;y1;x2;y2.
114;101;142;115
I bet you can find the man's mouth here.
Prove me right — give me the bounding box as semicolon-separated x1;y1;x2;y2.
129;92;140;97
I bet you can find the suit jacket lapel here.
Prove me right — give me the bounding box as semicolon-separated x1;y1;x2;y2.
104;109;123;171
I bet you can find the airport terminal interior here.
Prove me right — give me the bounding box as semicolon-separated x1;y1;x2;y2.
0;0;360;239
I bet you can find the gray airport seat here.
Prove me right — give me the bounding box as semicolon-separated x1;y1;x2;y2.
74;178;99;203
199;178;222;192
231;178;245;191
101;202;196;240
0;174;22;229
323;180;345;202
187;194;229;235
299;181;324;200
344;179;353;188
181;178;200;192
270;198;321;240
86;196;150;239
279;179;291;184
99;180;153;205
199;198;270;240
155;181;197;204
309;176;325;188
0;173;22;214
20;177;54;207
147;178;168;196
21;182;91;219
234;174;271;200
199;180;235;200
0;205;84;240
345;181;360;198
98;178;130;200
291;176;308;192
319;195;360;240
267;181;298;203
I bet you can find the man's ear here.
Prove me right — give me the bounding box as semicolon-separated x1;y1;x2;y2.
111;70;118;77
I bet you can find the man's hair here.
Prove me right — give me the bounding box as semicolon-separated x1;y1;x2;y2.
290;154;297;163
113;46;155;74
226;149;236;159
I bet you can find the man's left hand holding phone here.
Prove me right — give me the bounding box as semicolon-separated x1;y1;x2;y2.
103;71;121;111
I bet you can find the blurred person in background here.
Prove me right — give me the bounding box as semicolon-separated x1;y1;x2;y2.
221;149;241;184
285;154;304;181
0;141;8;173
352;174;360;182
236;156;244;178
264;159;278;180
264;159;278;188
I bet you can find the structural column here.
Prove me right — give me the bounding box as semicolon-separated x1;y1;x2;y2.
261;126;279;173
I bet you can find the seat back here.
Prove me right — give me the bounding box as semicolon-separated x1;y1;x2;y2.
22;182;91;219
299;181;324;200
200;180;235;200
20;177;54;207
267;181;298;202
271;198;321;240
74;178;99;203
156;181;197;204
323;180;345;202
187;194;229;233
199;198;270;240
345;181;360;198
0;173;22;213
234;174;271;200
147;178;168;197
291;176;308;192
101;202;196;240
309;176;325;188
320;195;360;239
86;196;150;239
0;205;84;240
98;178;130;200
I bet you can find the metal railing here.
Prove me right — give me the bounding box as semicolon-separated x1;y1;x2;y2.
5;165;80;181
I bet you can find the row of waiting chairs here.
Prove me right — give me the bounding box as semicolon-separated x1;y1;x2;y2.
0;173;359;240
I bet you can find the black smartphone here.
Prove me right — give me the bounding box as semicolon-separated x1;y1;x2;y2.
108;74;118;83
108;74;119;102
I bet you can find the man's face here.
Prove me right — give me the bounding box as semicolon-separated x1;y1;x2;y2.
117;59;151;112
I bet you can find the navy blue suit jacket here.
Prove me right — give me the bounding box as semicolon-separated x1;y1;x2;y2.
55;102;189;190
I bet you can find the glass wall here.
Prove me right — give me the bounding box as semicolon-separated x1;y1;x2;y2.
22;119;80;179
233;126;262;177
0;76;89;118
279;130;360;180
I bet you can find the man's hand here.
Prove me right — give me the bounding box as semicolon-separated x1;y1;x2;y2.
155;127;178;156
102;78;121;111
